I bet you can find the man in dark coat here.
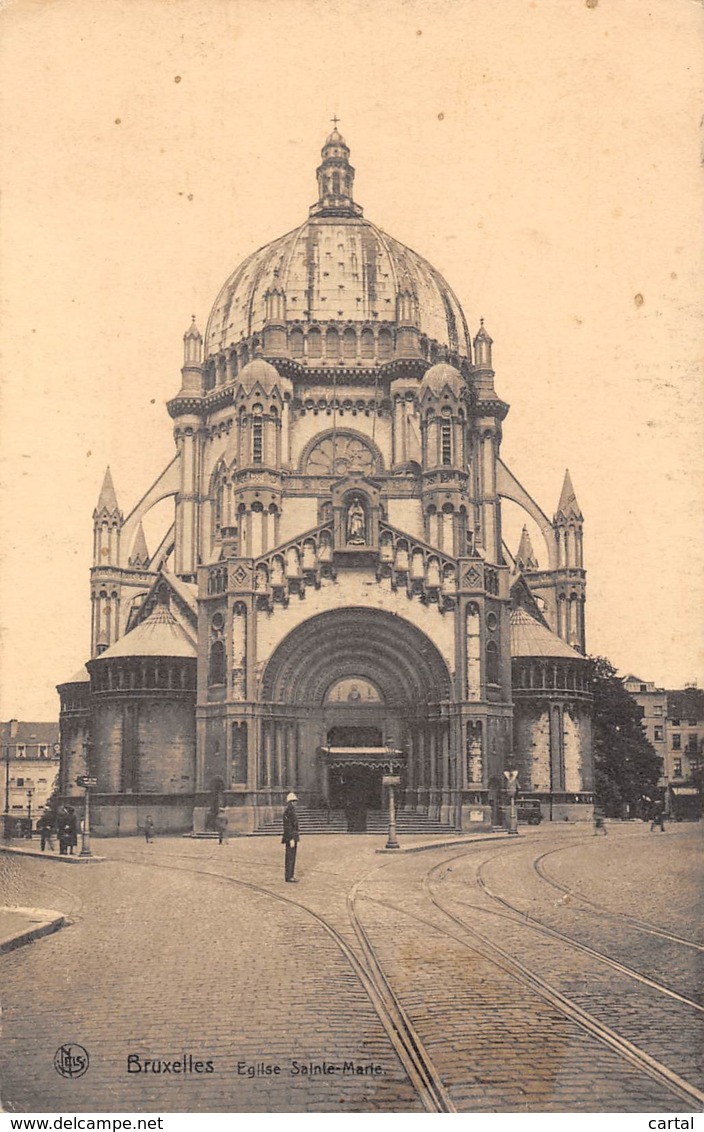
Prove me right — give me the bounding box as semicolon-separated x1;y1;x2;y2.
282;792;300;882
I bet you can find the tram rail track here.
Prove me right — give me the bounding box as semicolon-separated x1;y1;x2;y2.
470;852;704;1011
420;848;704;1111
532;845;704;951
84;840;704;1113
115;850;454;1114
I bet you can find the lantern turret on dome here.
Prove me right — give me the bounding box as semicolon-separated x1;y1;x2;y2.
310;123;363;219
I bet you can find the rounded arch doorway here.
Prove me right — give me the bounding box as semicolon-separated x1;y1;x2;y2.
260;607;453;827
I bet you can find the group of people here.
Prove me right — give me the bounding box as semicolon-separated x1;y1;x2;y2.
36;807;79;854
36;795;303;882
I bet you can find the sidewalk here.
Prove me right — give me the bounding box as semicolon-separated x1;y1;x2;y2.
0;906;67;954
0;843;104;863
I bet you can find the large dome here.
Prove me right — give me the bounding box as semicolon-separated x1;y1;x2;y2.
205;131;472;363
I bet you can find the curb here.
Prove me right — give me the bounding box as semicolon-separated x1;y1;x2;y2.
0;907;68;955
375;832;512;854
0;846;104;863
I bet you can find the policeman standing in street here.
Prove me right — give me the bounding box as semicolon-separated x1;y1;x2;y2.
282;792;300;882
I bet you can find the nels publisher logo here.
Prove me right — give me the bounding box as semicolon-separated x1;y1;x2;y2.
54;1043;90;1079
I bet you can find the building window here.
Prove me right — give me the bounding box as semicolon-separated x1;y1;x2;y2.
639;684;647;692
673;758;683;778
208;640;226;686
252;421;263;464
486;640;500;685
16;745;26;759
289;327;304;358
16;778;24;787
672;734;681;750
688;719;698;728
441;422;452;466
39;745;49;757
654;706;663;716
671;718;680;727
654;727;663;741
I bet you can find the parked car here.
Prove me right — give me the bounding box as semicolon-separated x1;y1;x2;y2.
516;798;543;825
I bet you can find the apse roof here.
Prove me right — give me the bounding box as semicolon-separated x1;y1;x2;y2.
510;608;582;660
94;604;196;661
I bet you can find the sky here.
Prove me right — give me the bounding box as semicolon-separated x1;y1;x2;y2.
0;0;702;719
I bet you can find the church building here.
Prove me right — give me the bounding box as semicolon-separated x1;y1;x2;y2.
58;128;593;835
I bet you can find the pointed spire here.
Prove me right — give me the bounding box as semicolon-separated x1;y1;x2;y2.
515;525;539;571
473;318;493;370
97;467;119;513
555;469;583;521
183;316;203;367
310;125;363;219
129;521;150;569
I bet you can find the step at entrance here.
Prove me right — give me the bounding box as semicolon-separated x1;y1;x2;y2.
253;807;457;835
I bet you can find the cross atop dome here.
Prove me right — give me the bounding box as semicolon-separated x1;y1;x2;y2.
310;124;363;219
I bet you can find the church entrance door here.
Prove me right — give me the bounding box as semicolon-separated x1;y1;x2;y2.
328;763;382;831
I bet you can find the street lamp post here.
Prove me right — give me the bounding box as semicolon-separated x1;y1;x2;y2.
503;769;519;836
3;743;11;841
26;788;34;839
383;738;400;850
76;775;97;857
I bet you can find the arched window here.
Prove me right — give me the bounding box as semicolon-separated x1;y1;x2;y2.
326;328;340;358
486;640;500;685
361;328;374;358
343;327;356;358
332;171;341;195
308;327;322;357
209;640;226;686
378;328;393;359
289;327;304;358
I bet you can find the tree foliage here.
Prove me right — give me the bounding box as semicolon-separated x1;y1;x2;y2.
588;656;663;817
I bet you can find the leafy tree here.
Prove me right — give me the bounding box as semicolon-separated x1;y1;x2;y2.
588;656;663;817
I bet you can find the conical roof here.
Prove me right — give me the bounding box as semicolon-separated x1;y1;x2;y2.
93;604;196;660
515;525;539;570
129;521;150;567
96;467;119;512
555;469;582;521
510;607;582;660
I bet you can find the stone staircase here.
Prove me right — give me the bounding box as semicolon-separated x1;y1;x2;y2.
253;807;457;836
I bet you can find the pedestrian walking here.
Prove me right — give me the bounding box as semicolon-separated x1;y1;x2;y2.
37;811;56;852
282;792;300;882
66;807;78;855
593;811;607;835
144;814;155;843
215;809;229;845
650;803;666;832
57;809;72;855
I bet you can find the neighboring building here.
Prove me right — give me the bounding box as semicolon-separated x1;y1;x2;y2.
1;720;60;825
622;676;703;818
622;675;668;779
666;686;703;818
57;128;593;835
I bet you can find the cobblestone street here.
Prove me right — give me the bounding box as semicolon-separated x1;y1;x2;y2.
0;822;701;1113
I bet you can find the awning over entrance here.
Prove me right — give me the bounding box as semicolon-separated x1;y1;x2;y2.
319;746;405;771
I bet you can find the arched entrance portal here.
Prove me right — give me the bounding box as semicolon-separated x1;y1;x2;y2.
260;608;453;828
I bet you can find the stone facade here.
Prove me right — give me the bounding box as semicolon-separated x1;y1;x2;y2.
57;129;594;833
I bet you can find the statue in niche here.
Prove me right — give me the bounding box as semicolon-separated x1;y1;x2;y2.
346;497;366;545
346;683;362;703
